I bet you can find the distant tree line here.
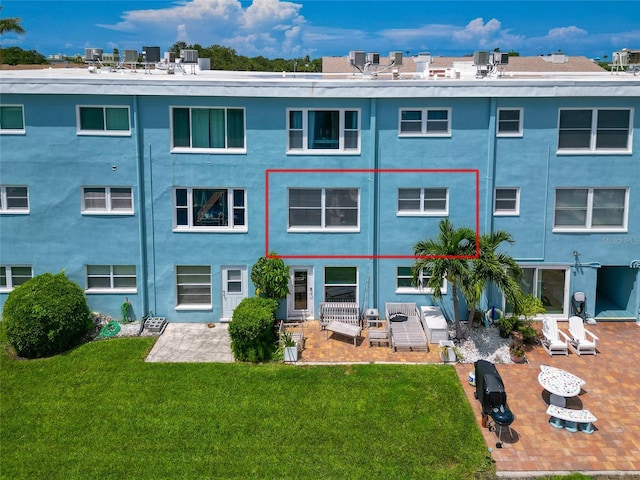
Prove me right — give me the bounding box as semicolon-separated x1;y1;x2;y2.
168;42;322;72
0;46;48;65
1;43;323;72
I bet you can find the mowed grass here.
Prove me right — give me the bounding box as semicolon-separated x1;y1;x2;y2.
1;338;493;480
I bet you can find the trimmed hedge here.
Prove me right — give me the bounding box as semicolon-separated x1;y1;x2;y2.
2;272;93;358
228;297;278;362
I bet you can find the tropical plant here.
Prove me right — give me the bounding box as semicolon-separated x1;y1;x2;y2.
412;219;475;339
0;8;25;35
228;297;279;362
250;251;290;300
462;230;523;332
2;271;93;358
513;293;545;344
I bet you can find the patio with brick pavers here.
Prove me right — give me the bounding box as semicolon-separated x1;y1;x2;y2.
294;320;640;476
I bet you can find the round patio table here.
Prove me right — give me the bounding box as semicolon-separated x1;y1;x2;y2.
538;364;585;407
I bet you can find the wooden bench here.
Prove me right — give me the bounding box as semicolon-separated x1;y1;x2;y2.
546;404;597;433
319;302;360;330
325;320;361;346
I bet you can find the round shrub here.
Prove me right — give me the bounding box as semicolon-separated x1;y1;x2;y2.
2;272;93;358
228;297;278;362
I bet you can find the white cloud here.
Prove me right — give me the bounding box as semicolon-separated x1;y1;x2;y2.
453;18;502;42
97;0;307;56
546;26;588;39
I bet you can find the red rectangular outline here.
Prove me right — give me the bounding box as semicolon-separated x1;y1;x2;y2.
265;169;480;260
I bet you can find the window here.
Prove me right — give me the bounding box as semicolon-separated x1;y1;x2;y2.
397;188;448;215
287;109;360;153
558;108;632;153
399;108;451;136
0;186;29;213
82;187;133;214
77;106;130;135
324;267;357;302
395;266;447;294
554;188;628;231
171;107;245;152
497;108;523;136
174;188;246;231
0;105;25;133
86;265;137;292
0;265;32;291
506;267;568;316
494;188;520;215
176;265;211;308
288;188;359;230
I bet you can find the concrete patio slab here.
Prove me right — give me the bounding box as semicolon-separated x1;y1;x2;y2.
145;322;234;363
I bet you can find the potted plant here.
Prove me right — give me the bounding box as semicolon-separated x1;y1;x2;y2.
509;339;526;364
281;330;298;363
438;340;458;364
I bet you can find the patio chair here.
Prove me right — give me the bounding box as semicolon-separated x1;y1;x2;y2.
541;317;569;356
567;316;598;356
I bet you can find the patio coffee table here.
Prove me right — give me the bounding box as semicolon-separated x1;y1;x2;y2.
538;364;585;407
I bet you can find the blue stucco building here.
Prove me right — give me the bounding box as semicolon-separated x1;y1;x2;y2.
1;58;639;325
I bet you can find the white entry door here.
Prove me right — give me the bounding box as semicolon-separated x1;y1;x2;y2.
287;266;314;320
221;266;247;321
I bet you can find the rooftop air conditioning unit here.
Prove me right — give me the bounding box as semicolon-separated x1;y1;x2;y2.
349;50;366;67
366;52;380;65
389;51;403;66
85;48;103;62
473;51;490;66
180;49;199;64
628;51;640;64
142;46;161;63
164;51;176;63
123;50;138;63
492;52;509;65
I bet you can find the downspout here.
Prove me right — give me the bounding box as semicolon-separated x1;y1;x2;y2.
133;95;149;325
482;98;497;325
371;98;379;310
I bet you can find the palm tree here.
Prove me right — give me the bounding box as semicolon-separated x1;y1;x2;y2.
412;219;475;339
0;7;25;66
461;230;523;333
0;8;25;35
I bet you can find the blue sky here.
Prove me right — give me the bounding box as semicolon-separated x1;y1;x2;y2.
2;0;639;59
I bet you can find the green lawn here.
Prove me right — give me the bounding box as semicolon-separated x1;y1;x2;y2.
1;338;493;479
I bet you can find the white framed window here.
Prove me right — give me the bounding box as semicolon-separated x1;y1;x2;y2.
397;188;448;216
287;108;360;153
0;105;25;134
399;108;451;136
494;188;520;215
497;108;523;136
81;187;133;214
558;108;632;153
174;188;247;232
288;188;359;231
324;266;358;302
176;265;212;309
86;265;137;293
505;266;569;316
171;106;246;153
553;187;628;232
0;186;29;214
0;265;33;291
77;106;131;135
395;266;447;295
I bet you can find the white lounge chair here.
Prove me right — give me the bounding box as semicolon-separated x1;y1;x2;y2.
541;317;570;356
567;316;598;356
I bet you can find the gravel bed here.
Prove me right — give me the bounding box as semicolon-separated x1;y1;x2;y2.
91;313;164;339
451;324;515;364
